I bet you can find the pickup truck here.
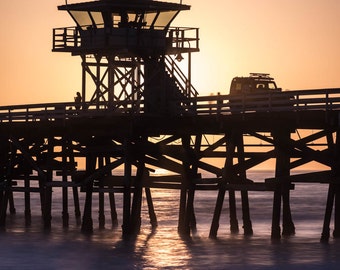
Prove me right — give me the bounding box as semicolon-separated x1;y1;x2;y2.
228;73;292;112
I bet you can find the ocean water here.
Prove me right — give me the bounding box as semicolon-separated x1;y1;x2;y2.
1;170;340;269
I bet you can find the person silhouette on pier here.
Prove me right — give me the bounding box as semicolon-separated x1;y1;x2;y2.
217;92;222;114
74;92;81;110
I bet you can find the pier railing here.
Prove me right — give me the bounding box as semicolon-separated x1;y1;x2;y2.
1;88;340;123
193;88;340;115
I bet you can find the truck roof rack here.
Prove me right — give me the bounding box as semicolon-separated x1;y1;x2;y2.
249;73;273;80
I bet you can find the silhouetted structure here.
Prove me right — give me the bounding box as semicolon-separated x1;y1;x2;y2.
0;1;340;242
53;0;199;114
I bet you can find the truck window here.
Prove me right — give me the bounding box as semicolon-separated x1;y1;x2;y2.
268;82;277;90
235;83;242;91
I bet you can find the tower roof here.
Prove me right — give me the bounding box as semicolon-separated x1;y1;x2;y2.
58;0;191;13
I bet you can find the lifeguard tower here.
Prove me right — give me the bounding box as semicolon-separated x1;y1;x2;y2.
53;0;199;114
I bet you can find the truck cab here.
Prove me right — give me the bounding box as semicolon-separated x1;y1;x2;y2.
229;73;290;112
230;73;281;95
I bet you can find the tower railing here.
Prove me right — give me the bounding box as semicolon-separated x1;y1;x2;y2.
53;27;81;51
52;26;199;53
167;27;199;52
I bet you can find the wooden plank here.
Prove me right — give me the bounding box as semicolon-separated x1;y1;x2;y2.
143;182;182;189
5;187;41;192
45;181;81;187
266;170;337;184
11;175;41;180
226;183;294;191
92;187;136;193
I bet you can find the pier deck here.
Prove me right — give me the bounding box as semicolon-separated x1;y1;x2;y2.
1;89;340;241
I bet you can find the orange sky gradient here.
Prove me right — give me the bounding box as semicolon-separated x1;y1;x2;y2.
1;0;340;105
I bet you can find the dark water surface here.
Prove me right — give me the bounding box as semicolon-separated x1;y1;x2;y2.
1;171;340;269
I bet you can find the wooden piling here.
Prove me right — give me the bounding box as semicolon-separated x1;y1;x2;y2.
227;131;239;233
210;131;241;237
321;129;340;241
122;139;132;237
321;183;335;241
0;140;14;227
271;129;295;239
271;186;282;239
0;190;4;227
235;131;253;235
229;189;239;233
0;189;9;227
98;157;105;229
281;184;295;236
81;151;96;234
42;138;53;230
209;188;225;238
333;184;340;238
24;173;31;226
61;139;69;228
109;191;119;227
189;134;202;233
104;155;118;228
130;161;145;235
71;157;81;222
178;135;192;236
145;187;158;228
333;130;340;238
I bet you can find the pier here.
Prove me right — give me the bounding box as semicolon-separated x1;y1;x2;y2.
1;0;340;242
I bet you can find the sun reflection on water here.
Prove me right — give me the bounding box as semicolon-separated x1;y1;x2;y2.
138;231;192;269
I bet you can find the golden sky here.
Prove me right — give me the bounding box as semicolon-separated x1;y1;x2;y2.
1;0;340;105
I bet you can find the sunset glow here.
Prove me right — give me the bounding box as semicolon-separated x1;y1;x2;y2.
1;0;340;105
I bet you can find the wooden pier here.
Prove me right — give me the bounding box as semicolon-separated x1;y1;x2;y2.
1;91;340;241
1;0;340;242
